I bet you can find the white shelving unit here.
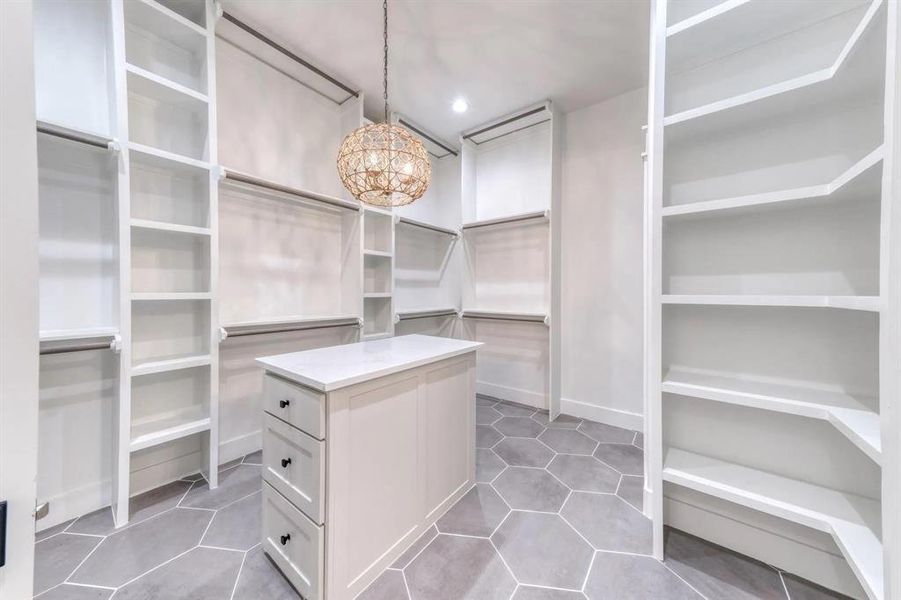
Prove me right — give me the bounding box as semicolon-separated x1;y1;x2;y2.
459;103;562;415
391;115;462;339
646;1;899;598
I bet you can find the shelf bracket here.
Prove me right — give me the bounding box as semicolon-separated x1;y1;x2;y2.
110;334;122;354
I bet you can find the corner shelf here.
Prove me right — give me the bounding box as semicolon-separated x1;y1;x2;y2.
661;295;881;312
662;369;880;464
663;447;884;600
130;405;210;452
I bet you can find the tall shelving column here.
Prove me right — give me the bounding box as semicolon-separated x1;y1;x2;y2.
113;0;219;526
646;0;898;598
458;103;562;416
362;205;396;340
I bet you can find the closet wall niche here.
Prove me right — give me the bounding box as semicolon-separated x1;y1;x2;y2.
647;1;897;598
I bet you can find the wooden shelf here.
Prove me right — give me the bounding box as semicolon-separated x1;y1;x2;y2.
662;147;883;218
662;369;881;463
131;355;211;377
126;63;209;105
663;447;884;600
130;405;210;452
665;0;867;72
462;210;549;231
129;142;211;172
130;219;211;236
661;295;881;312
131;292;211;301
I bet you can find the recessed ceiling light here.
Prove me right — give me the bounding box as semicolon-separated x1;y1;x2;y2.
452;98;469;113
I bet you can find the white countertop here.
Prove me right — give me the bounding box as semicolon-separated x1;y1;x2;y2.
255;334;483;392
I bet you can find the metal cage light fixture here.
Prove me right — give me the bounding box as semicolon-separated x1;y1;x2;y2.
336;0;430;207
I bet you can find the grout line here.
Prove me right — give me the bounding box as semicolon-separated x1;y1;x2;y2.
228;549;248;600
400;568;413;600
779;569;792;599
660;559;710;600
614;474;623;496
209;488;262;513
581;551;598;593
60;533;107;587
113;544;199;590
197;544;247;553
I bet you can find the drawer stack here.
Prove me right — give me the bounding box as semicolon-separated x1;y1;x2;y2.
261;373;326;600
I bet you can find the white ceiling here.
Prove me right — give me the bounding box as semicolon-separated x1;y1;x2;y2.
220;0;650;142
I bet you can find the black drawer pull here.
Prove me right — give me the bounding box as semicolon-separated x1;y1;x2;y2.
279;399;290;408
280;534;291;545
281;458;292;468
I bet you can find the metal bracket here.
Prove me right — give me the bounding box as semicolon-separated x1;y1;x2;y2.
110;334;122;353
34;502;50;521
219;327;228;342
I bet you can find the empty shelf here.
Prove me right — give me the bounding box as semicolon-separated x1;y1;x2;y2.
462;210;549;231
395;215;459;237
36;119;114;150
662;295;881;312
363;250;393;258
220;167;360;212
662;147;883;218
362;332;393;341
221;315;361;338
132;355;211;377
129;142;211;171
396;307;459;321
130;406;210;452
364;292;392;299
665;0;867;72
130;219;211;236
665;0;883;142
461;310;548;324
126;63;208;105
663;447;883;600
132;292;212;301
126;0;207;41
662;369;881;463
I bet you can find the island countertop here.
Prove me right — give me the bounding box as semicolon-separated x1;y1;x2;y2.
255;334;483;392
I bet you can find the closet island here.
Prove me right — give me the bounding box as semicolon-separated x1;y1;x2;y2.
255;334;482;600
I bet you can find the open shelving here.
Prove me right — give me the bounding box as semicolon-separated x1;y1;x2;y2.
647;1;897;597
459;103;561;413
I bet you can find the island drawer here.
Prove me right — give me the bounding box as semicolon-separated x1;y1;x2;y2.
263;412;324;525
263;373;325;439
263;481;324;600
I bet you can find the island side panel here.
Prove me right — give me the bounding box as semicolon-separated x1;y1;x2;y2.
326;352;477;600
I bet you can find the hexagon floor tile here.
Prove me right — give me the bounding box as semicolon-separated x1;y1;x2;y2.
35;415;845;600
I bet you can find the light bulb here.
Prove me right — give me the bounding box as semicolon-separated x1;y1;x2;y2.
452;98;469;113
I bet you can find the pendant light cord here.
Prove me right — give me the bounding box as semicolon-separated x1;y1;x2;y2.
383;0;389;123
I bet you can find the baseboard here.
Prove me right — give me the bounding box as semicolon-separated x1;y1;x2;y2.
664;491;866;599
38;430;263;532
560;396;643;431
477;381;547;410
219;429;261;464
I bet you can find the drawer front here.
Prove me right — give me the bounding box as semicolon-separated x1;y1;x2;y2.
263;412;324;525
263;373;325;439
263;481;324;600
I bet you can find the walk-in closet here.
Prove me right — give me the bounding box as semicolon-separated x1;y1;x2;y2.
0;1;898;599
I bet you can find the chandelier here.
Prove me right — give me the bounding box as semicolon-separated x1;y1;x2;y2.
336;0;430;207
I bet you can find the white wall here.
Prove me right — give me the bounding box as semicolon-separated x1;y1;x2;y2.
559;87;647;430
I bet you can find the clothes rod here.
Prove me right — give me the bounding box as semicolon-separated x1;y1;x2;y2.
220;168;360;212
36;120;116;151
220;11;359;102
461;210;549;231
397;119;458;157
461;311;549;325
395;308;459;322
221;317;362;339
395;216;459;237
462;105;549;142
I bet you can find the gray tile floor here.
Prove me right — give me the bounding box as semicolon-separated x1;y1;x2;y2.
34;396;849;600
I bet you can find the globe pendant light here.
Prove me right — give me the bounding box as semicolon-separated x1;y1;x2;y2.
336;0;430;207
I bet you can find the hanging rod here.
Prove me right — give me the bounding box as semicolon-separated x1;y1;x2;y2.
462;103;551;144
36;120;117;151
220;316;363;340
461;210;550;231
219;11;358;103
460;310;549;325
397;118;458;157
219;167;360;212
39;331;121;355
395;308;459;322
395;215;459;237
